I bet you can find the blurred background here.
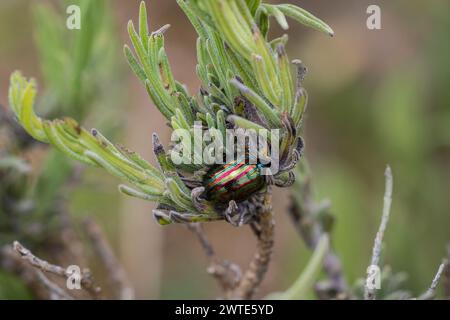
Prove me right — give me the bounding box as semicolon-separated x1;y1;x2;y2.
0;0;448;299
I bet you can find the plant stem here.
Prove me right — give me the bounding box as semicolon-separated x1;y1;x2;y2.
365;165;393;300
187;223;242;298
232;191;275;299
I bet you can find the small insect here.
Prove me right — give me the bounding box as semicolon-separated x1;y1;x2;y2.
204;159;266;203
152;120;303;227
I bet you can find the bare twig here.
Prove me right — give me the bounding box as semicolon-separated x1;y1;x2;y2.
13;241;101;298
83;218;135;300
1;243;74;300
34;270;74;300
188;190;275;300
232;190;275;299
14;241;69;276
187;223;215;258
0;245;51;299
365;165;393;300
418;261;447;300
187;223;241;298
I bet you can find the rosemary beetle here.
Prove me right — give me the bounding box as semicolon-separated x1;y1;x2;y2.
204;159;266;203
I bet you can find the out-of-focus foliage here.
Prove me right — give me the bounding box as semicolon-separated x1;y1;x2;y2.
0;0;122;299
1;0;120;240
300;2;450;296
33;0;120;121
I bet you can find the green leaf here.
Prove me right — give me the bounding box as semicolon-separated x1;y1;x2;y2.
165;178;195;211
124;45;147;83
275;4;334;37
255;6;270;38
8;72;47;141
118;184;161;202
262;4;289;30
139;1;149;50
251;53;280;107
230;78;282;128
228;115;267;131
246;0;261;16
204;0;254;59
176;0;208;39
276;44;294;113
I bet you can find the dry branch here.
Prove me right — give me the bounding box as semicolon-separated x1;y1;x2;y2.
188;190;275;300
418;261;447;300
187;223;242;298
0;245;53;299
365;165;393;300
13;241;101;298
232;191;275;299
34;270;74;300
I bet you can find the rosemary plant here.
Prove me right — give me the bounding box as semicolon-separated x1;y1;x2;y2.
8;0;333;227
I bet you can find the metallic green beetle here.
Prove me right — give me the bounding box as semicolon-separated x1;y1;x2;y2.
204;160;266;203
